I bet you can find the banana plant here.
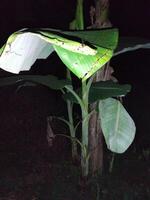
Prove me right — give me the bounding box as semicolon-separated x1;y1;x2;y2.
0;26;118;176
0;28;129;176
0;13;150;178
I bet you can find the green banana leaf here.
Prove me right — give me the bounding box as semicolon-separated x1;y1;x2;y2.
0;75;71;90
63;81;131;103
114;37;150;56
54;45;113;80
99;98;136;153
89;81;131;102
63;28;118;50
0;28;118;80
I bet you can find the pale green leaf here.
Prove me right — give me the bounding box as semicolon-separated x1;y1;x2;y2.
0;32;54;73
99;98;136;153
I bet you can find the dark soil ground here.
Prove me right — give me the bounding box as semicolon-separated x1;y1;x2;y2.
0;84;149;200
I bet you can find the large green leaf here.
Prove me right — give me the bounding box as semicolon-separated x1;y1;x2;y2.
32;29;97;55
63;81;131;104
54;45;113;80
32;28;118;51
63;28;118;50
0;28;118;80
0;75;71;90
99;98;136;153
89;81;131;102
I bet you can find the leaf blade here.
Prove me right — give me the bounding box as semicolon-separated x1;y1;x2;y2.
0;75;71;90
0;28;118;79
63;81;131;104
89;81;131;102
54;45;113;80
99;98;136;153
114;36;150;56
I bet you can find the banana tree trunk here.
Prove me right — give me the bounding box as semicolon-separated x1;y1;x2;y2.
89;102;103;174
89;0;112;175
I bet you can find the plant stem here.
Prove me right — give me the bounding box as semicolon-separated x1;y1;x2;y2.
67;0;84;161
109;153;115;173
81;80;89;177
66;70;78;161
67;99;78;160
65;80;90;177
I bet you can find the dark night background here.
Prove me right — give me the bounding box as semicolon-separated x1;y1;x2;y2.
0;0;149;199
